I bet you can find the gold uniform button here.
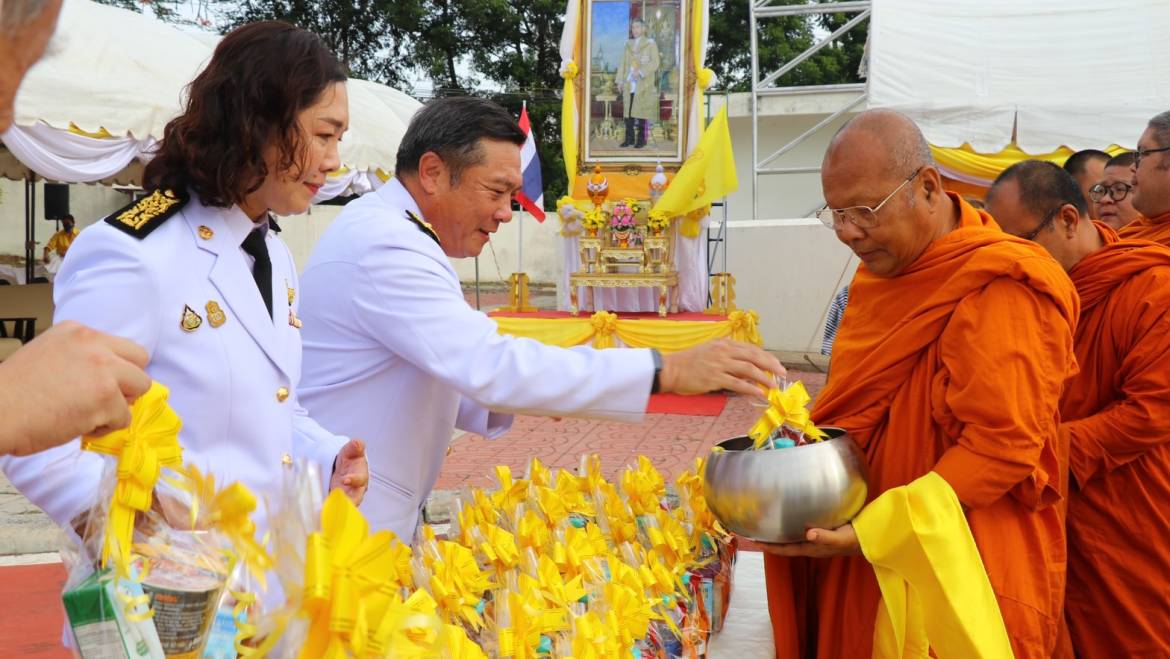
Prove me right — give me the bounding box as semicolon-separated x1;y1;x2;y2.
281;452;293;466
198;225;214;240
276;386;290;403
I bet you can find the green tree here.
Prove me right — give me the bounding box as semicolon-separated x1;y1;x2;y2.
215;0;418;88
706;0;867;92
92;0;210;25
458;0;568;200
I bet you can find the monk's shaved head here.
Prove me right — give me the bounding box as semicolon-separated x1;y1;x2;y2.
820;109;956;278
989;160;1089;219
827;109;934;178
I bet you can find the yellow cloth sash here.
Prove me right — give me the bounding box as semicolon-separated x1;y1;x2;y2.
853;472;1012;658
492;309;762;352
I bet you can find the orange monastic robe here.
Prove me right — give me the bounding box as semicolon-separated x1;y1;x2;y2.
1061;223;1170;659
1117;209;1170;246
764;195;1079;659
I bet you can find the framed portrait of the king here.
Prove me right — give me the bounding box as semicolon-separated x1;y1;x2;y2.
582;0;688;164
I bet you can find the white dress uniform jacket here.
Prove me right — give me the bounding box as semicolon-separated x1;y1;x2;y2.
0;190;347;531
298;179;654;540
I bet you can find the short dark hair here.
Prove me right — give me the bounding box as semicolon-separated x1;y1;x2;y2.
1062;149;1110;177
394;96;525;183
143;21;346;208
62;214;74;221
1149;111;1170;148
1106;152;1136;169
990;159;1089;218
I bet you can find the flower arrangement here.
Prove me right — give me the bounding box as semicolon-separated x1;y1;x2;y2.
647;209;672;233
622;197;643;216
609;201;635;232
582;208;607;233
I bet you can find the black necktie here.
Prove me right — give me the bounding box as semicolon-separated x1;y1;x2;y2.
241;228;273;319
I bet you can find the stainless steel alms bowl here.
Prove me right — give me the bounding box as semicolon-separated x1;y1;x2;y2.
703;428;869;543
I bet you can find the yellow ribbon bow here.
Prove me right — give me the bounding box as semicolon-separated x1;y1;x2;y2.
727;309;761;345
492;465;530;515
517;509;552;552
604;581;653;651
590;311;619;349
621;455;666;516
82;381;184;572
527;458;552;487
427;540;494;631
561;60;579;80
536;554;587;612
497;590;544;659
479;524;520;575
748;380;829;448
366;589;446;658
444;623;489;659
300;489;399;659
572;611;622;659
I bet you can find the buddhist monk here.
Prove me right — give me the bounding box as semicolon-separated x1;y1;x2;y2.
987;160;1170;659
762;110;1079;659
1063;149;1110;220
1092;152;1141;231
1121;111;1170;246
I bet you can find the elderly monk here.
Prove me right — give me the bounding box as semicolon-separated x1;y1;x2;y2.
1092;152;1141;230
762;110;1079;659
1121;111;1170;246
1064;149;1111;219
988;160;1170;659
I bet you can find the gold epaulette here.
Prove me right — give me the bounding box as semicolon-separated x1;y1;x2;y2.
104;189;188;239
405;210;441;245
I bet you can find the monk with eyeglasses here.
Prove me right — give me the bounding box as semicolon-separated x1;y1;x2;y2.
762;110;1078;659
988;160;1170;659
1091;152;1141;231
1120;111;1170;245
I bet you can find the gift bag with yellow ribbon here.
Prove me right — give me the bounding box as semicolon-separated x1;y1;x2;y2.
62;382;272;659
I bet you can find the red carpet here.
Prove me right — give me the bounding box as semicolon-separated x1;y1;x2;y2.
647;392;728;416
0;563;69;658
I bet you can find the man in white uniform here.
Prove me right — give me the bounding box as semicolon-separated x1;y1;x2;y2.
299;97;784;539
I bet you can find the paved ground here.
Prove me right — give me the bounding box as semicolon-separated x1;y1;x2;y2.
0;282;822;656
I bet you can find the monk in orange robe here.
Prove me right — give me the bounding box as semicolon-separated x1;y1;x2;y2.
988;160;1170;659
762;110;1079;659
1120;111;1170;246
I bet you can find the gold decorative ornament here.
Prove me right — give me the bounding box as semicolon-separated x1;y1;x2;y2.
180;304;203;332
117;190;183;231
205;301;226;328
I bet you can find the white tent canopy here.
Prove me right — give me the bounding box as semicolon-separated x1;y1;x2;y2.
1;0;421;198
868;0;1170;153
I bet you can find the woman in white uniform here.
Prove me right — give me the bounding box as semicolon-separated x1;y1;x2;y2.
0;21;367;534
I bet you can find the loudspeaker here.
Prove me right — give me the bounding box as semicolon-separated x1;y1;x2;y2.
44;183;69;220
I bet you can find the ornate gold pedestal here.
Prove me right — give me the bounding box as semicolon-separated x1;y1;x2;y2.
501;272;537;313
570;271;680;318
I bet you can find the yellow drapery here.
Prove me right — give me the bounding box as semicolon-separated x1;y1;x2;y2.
932;142;1129;188
853;471;1012;658
491;309;762;353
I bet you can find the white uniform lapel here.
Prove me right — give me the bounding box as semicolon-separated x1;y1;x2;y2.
186;205;291;378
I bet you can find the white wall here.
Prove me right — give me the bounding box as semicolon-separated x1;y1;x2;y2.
720;220;857;354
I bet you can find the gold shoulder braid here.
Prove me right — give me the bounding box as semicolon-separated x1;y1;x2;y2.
405;210;440;245
104;189;189;239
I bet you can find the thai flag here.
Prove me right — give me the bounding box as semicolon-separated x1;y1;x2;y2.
515;104;546;222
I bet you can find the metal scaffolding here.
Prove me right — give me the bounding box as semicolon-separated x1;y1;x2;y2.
749;0;871;219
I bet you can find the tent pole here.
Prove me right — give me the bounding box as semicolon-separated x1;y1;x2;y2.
24;179;36;284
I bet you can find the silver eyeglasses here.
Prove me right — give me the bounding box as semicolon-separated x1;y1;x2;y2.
816;167;923;230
